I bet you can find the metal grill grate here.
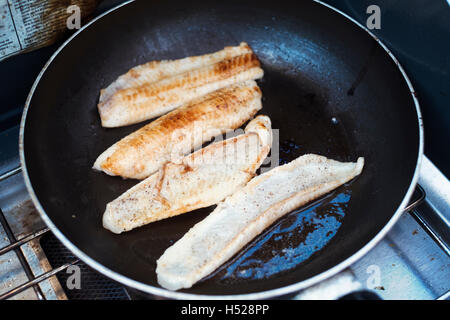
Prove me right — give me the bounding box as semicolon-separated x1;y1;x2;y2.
40;232;130;300
0;167;130;300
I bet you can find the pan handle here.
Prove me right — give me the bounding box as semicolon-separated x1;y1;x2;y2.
293;185;426;300
293;269;382;300
293;269;376;299
339;290;381;300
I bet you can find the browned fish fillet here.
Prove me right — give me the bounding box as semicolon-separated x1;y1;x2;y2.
102;115;272;234
93;80;263;179
156;155;364;291
99;42;253;104
98;42;263;127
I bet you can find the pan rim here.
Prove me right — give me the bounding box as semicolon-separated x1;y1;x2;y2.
19;0;424;299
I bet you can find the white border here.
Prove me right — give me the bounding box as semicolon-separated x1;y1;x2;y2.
19;0;424;299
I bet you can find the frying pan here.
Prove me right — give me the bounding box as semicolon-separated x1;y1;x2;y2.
19;0;423;299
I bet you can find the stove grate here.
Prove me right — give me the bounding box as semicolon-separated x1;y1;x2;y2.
39;232;130;300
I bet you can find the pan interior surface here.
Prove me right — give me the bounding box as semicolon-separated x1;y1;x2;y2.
22;0;420;296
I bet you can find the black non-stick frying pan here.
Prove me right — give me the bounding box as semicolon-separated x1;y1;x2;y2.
20;0;423;298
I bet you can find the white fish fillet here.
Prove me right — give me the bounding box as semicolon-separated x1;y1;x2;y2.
102;115;272;234
93;80;263;180
99;42;253;104
156;154;364;291
98;42;263;127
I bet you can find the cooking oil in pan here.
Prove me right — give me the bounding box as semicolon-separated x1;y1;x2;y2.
218;187;351;281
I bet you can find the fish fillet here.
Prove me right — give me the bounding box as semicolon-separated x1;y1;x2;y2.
156;154;364;291
98;42;263;127
99;42;253;104
93;80;263;180
103;115;272;234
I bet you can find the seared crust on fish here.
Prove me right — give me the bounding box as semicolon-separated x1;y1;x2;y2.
93;80;263;179
99;42;253;104
102;115;272;234
156;155;364;291
98;42;263;127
